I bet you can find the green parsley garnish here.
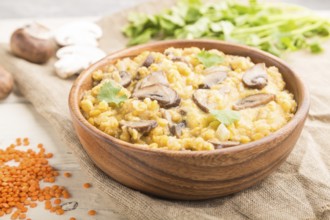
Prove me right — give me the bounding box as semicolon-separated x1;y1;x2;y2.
97;81;128;106
197;50;224;67
210;109;240;125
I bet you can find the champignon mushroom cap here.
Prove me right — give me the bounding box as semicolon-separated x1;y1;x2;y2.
208;140;240;149
199;71;227;89
142;54;154;67
243;63;268;89
0;65;14;100
120;120;157;134
192;89;218;113
119;71;132;87
10;23;56;64
233;93;276;110
133;83;181;108
135;71;169;91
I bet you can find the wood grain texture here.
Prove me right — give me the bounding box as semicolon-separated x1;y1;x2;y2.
69;40;310;200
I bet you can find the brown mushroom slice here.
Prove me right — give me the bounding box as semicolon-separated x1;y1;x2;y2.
233;93;275;110
169;121;186;137
119;71;132;87
133;83;180;108
142;54;154;67
208;140;240;149
199;71;227;89
192;89;218;113
243;63;268;89
135;71;168;91
120;120;157;134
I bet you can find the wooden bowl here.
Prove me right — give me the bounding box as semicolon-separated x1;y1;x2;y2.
69;40;310;200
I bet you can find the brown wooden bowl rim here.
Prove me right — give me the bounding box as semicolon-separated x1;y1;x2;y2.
69;39;310;157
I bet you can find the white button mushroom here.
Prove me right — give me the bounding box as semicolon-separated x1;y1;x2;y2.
54;21;103;46
54;46;106;79
56;45;105;60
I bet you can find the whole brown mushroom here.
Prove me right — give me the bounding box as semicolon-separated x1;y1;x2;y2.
10;23;56;64
0;66;14;100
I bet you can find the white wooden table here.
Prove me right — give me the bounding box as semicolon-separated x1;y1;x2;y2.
0;18;125;220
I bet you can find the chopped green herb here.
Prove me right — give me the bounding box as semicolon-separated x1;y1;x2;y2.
210;109;240;125
97;81;128;106
309;42;323;53
122;0;330;56
197;50;224;67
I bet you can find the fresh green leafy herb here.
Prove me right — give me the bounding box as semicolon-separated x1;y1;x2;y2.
197;50;224;67
122;0;330;56
97;81;128;106
210;109;240;125
309;42;323;53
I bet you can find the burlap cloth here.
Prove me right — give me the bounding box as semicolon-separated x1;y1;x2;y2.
1;1;330;219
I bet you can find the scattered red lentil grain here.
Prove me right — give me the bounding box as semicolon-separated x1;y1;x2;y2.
19;213;26;219
88;210;96;216
64;172;72;178
56;208;65;215
0;138;71;219
70;217;77;220
54;198;61;205
30;203;37;208
83;183;91;189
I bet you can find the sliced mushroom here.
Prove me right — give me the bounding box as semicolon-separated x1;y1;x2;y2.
192;89;218;113
119;71;132;87
134;71;168;91
233;93;275;110
178;108;188;116
243;63;268;89
199;71;227;89
133;83;180;108
54;21;102;46
142;54;154;67
162;110;186;137
208;140;240;149
10;23;56;64
54;46;106;79
56;45;105;59
120;120;157;134
54;55;91;79
169;121;186;137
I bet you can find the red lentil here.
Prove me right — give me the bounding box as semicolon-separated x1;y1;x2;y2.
88;210;96;216
83;183;91;189
63;172;72;178
0;138;71;219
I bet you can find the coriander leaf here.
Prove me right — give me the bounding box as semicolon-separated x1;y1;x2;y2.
309;42;323;53
122;0;330;56
185;7;202;23
127;29;153;46
210;109;240;125
185;17;210;38
197;50;224;67
97;81;128;106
